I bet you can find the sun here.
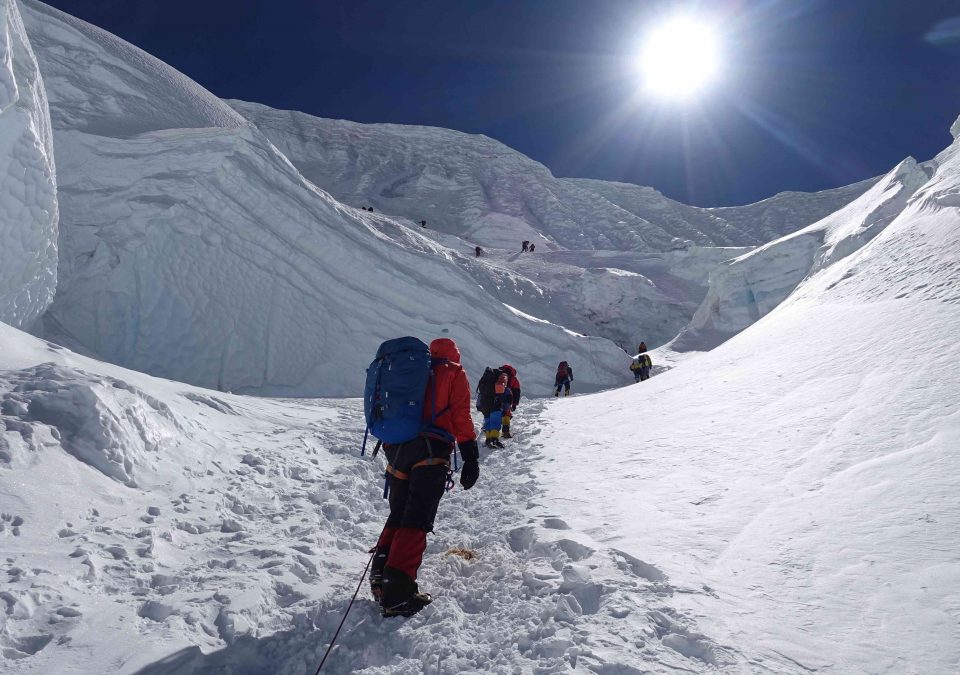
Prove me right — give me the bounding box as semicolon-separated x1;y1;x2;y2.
637;17;721;99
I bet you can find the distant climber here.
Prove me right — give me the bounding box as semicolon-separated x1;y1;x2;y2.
421;220;427;228
475;246;483;257
495;372;513;442
369;207;375;212
367;338;480;618
637;341;648;353
554;361;573;397
521;241;529;252
639;353;652;381
631;353;652;382
529;243;536;252
500;364;521;438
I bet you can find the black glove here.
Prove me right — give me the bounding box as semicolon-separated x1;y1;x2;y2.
458;439;480;490
458;439;479;463
460;460;479;490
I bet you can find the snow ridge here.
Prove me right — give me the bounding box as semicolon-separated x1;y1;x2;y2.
230;99;876;252
674;156;932;350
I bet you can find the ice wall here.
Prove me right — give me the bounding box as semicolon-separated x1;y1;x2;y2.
0;0;57;329
673;156;931;351
20;0;627;396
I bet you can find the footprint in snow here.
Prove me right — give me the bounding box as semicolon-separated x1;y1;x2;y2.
648;609;736;667
542;517;570;530
610;548;666;583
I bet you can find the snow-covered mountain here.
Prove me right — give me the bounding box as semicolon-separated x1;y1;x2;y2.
674;156;933;350
229;100;875;252
3;0;875;394
219;102;874;353
18;0;635;397
2;114;957;673
3;1;959;672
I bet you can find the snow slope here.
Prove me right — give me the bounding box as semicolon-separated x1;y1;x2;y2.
0;320;736;674
536;116;960;672
4;111;956;671
675;156;932;350
19;0;627;396
0;0;57;330
230;100;875;251
3;116;956;670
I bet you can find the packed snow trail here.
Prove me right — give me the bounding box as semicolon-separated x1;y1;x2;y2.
130;400;738;675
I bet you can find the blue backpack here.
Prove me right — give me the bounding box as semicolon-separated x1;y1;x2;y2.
362;337;456;456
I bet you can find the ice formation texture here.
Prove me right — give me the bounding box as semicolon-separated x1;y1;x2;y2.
675;156;933;350
19;0;628;396
0;0;57;329
231;99;875;251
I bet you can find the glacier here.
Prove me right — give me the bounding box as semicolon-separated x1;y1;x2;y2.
674;156;933;350
9;1;875;392
18;0;633;396
0;0;958;673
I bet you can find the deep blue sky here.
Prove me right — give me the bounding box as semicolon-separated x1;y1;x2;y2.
45;0;960;206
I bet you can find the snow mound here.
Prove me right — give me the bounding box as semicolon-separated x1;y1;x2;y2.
19;0;627;396
674;156;932;350
0;0;57;329
1;361;180;486
230;99;875;251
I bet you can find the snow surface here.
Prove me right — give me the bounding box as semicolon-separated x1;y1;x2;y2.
0;0;57;330
537;117;960;672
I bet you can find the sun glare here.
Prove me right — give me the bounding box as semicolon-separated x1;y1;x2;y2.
637;17;721;99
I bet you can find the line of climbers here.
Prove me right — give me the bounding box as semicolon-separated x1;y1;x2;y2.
362;338;577;618
360;338;651;619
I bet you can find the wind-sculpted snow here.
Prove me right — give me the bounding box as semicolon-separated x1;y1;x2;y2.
0;0;57;329
0;362;181;486
230;99;875;251
227;98;868;351
674;156;931;350
19;0;627;396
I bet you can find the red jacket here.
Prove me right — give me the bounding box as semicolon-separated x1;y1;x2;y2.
426;339;477;444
